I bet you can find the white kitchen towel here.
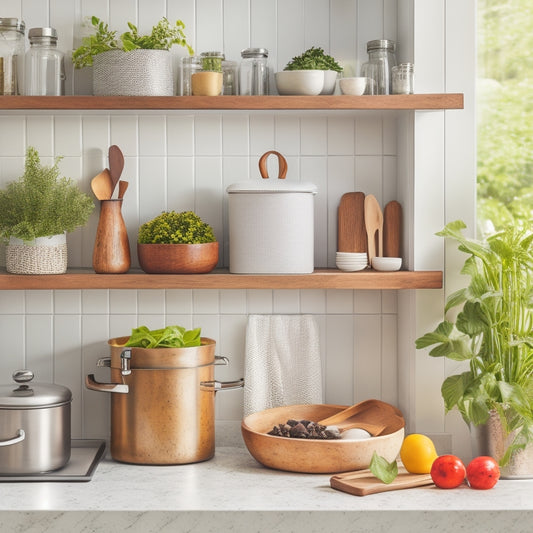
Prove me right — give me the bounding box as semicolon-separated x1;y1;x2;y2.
243;315;323;417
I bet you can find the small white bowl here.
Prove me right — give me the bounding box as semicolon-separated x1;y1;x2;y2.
371;257;402;271
321;70;339;95
275;70;325;95
339;77;369;96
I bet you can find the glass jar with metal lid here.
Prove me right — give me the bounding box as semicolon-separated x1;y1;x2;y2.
364;39;397;95
0;17;25;95
240;47;269;95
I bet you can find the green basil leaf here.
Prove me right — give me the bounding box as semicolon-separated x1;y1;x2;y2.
369;451;398;484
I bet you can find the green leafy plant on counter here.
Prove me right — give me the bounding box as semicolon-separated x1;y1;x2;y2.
415;220;533;466
72;16;194;68
125;325;202;348
138;211;216;245
0;147;94;242
284;46;343;72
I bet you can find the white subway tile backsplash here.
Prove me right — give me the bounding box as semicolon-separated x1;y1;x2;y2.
1;0;403;436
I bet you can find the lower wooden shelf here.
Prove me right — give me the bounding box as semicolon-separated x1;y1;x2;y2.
0;268;442;290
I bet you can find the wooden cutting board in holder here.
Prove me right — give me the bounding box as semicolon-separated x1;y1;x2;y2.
337;192;366;253
330;465;433;496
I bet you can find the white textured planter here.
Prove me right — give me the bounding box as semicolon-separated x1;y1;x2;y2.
6;234;67;275
93;49;174;96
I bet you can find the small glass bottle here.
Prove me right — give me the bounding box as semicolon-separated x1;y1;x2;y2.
392;63;414;94
25;27;65;95
365;39;397;95
240;48;269;95
0;18;25;95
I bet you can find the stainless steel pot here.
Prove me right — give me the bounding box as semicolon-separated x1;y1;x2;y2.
0;370;72;474
86;337;243;465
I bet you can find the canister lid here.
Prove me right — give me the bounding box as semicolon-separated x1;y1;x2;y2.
28;27;58;42
241;48;268;58
226;179;317;194
0;370;72;409
367;39;395;52
0;18;25;33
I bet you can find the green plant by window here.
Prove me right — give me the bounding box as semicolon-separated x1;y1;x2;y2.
284;47;343;72
0;147;95;243
72;16;194;69
416;220;533;466
138;211;216;244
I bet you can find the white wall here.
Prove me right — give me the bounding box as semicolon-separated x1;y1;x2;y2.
0;0;476;457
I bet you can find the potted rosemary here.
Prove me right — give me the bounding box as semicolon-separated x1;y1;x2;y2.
72;16;194;96
415;220;533;477
0;147;94;274
137;211;218;274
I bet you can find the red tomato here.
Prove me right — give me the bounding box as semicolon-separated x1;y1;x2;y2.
466;456;500;490
430;455;466;489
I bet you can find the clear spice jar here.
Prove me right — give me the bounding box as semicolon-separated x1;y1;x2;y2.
25;27;65;95
239;48;269;95
0;18;25;95
181;56;201;95
365;39;396;95
392;62;414;94
222;58;238;95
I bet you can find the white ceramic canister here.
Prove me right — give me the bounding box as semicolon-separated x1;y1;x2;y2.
226;151;318;274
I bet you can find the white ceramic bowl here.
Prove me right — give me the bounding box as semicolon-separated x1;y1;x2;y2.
321;70;339;95
275;70;325;95
371;256;402;271
339;77;369;96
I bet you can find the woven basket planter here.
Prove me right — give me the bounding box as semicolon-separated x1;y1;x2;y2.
6;234;67;275
93;49;174;96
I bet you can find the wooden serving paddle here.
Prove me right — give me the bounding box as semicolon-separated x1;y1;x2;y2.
337;192;366;253
330;466;434;496
383;200;402;257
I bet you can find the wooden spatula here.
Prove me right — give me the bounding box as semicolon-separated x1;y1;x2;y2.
337;192;366;253
108;145;124;196
364;194;383;265
383;200;402;257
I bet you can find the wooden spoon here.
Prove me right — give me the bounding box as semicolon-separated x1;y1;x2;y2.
337;192;366;253
118;180;129;199
108;145;125;195
383;200;402;257
90;169;114;200
318;399;404;437
364;194;383;266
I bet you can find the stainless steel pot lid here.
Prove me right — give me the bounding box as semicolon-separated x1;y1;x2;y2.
0;370;72;409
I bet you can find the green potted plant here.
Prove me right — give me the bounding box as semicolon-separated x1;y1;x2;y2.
72;16;194;96
276;47;343;95
137;210;218;274
0;147;94;274
415;220;533;477
191;51;224;96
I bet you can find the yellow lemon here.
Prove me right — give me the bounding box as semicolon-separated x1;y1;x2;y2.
400;433;438;474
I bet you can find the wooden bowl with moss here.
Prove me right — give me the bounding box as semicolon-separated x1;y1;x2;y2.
137;211;219;274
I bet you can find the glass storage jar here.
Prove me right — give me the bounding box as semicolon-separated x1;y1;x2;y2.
0;18;25;95
239;48;269;95
364;39;396;95
25;27;65;95
392;62;414;94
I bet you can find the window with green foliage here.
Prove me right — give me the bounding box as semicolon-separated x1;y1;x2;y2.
477;0;533;234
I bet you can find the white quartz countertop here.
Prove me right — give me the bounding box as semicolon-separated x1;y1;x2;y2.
0;440;532;533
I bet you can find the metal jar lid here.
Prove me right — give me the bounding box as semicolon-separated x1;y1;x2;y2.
0;18;25;34
0;370;72;409
28;27;58;42
241;47;268;58
367;39;395;52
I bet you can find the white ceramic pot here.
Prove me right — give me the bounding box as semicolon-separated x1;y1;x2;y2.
6;233;67;274
275;70;325;95
226;151;317;274
93;49;174;96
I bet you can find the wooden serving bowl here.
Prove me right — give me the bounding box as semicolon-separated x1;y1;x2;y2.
241;403;405;474
137;242;219;274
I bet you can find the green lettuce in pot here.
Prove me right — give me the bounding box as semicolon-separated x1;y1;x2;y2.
125;325;202;348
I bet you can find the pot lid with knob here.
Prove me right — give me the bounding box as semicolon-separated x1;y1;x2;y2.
0;370;72;409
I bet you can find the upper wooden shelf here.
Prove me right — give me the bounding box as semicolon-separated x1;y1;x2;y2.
0;268;442;290
0;94;463;111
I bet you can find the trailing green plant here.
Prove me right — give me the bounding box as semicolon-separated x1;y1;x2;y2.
72;16;194;68
415;220;533;466
284;46;343;72
0;147;94;242
138;211;216;245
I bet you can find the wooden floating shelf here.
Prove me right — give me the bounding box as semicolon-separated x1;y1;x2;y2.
0;268;442;291
0;94;464;111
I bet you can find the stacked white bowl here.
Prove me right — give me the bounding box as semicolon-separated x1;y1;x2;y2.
335;252;368;271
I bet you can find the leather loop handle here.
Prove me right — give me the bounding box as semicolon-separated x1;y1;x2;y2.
258;150;288;180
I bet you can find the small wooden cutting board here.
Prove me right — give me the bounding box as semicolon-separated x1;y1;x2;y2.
337;192;366;253
330;466;433;496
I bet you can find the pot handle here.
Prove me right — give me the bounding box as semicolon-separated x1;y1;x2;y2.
258;151;287;180
0;429;25;447
200;378;244;391
85;374;129;394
